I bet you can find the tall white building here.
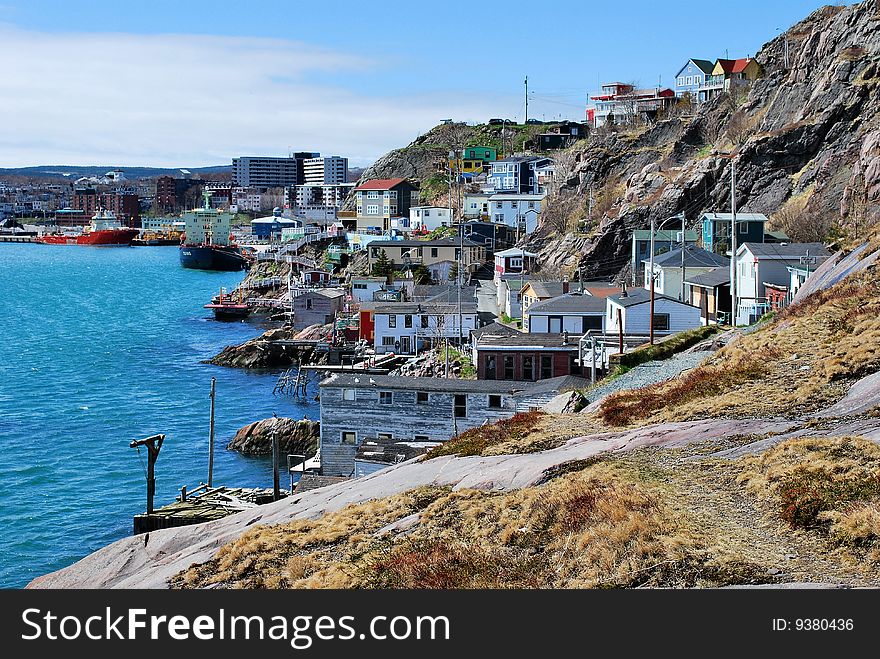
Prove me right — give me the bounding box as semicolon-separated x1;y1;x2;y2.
303;156;348;185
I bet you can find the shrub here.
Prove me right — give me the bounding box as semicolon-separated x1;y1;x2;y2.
619;325;722;369
424;410;544;459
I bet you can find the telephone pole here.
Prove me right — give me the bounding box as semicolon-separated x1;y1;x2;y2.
524;76;529;124
730;159;737;326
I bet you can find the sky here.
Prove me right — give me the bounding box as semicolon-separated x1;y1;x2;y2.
0;0;848;168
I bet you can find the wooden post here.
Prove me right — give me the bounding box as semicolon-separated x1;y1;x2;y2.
208;377;216;488
130;434;165;515
272;413;280;501
590;335;597;384
617;309;624;355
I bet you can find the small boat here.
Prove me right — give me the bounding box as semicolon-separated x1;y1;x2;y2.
204;287;251;321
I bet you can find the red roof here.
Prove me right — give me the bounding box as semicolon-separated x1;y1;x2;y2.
355;178;407;191
731;58;753;73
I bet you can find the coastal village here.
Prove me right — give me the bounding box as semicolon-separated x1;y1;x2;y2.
14;0;880;590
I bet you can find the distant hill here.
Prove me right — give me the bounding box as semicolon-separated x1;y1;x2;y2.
0;164;232;180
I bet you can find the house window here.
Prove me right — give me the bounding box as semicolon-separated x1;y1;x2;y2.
653;313;670;332
488;394;502;409
341;431;357;445
366;204;379;214
421;315;429;328
367;191;379;199
528;201;535;209
388;315;397;328
738;222;748;234
496;202;503;209
569;353;580;374
454;394;467;418
378;432;393;439
522;355;534;381
404;315;413;328
306;298;313;310
342;389;355;401
485;354;497;379
414;435;430;441
379;391;393;405
510;257;523;269
582;315;602;332
382;336;396;346
431;248;438;257
548;316;563;333
503;355;515;379
416;391;429;404
540;354;553;379
510;201;518;208
424;210;430;217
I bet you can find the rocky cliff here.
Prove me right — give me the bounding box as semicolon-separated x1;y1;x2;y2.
524;1;880;279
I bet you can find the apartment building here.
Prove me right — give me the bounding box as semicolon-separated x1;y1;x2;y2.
303;156;348;185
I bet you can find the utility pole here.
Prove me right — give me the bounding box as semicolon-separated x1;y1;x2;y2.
649;218;656;345
207;377;216;487
130;434;165;515
679;215;687;302
271;412;280;501
730;159;737;326
524;75;529;124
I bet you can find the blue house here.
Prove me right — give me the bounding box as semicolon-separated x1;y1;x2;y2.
251;207;300;240
674;59;715;103
701;212;768;255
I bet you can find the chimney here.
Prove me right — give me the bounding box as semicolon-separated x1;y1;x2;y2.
620;281;628;298
562;330;569;345
578;267;584;294
562;279;569;294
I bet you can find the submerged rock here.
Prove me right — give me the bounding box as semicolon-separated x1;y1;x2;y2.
227;416;319;457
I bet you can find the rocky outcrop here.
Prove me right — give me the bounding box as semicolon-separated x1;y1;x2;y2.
525;1;880;280
227;417;319;457
207;325;330;369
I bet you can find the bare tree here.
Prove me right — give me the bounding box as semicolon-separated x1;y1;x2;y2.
773;204;833;243
725;110;751;147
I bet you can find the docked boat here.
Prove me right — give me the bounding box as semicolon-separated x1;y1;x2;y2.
179;192;248;271
204;287;251;321
36;210;139;246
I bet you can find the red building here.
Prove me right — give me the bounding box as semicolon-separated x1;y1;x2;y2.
72;189;140;226
473;328;587;381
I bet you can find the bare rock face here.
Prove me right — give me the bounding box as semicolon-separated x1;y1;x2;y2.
524;1;880;280
207;325;330;369
227;417;319;457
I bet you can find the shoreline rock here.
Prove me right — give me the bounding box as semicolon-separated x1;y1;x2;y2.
227;416;319;457
206;325;330;369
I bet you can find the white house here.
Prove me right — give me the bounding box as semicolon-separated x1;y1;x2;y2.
495;276;530;320
606;288;701;336
493;247;538;283
642;245;729;301
463;193;491;219
487;194;544;233
734;242;831;325
350;276;414;303
372;300;479;354
525;293;607;334
409;206;452;232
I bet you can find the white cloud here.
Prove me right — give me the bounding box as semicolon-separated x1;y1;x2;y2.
0;25;512;168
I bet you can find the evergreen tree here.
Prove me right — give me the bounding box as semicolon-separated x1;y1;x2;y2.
372;250;393;278
413;264;432;285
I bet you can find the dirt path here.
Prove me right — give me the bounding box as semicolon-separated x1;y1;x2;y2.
611;443;880;587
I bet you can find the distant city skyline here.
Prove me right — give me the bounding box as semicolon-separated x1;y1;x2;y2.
0;0;846;168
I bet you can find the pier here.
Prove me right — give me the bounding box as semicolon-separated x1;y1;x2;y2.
0;235;37;243
133;484;285;534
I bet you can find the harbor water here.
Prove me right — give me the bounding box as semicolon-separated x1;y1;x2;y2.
0;244;318;588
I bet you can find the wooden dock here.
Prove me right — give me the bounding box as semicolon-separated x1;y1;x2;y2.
133;485;285;534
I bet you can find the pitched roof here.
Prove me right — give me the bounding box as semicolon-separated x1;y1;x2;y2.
526;292;607;314
739;242;832;260
525;280;567;298
495;247;538;258
731;58;755;73
355;438;435;465
685;267;731;288
647;245;730;268
606;287;696;308
373;301;478;314
701;212;769;223
715;58;737;73
632;229;699;241
355;178;407;191
582;284;623;298
691;58;715;74
320;373;584;394
471;321;521;340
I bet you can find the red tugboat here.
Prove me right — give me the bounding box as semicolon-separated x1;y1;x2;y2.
204;287;251;321
37;210;139;246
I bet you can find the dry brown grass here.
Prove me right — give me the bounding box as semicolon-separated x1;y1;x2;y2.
595;264;880;427
174;461;763;589
738;436;880;562
423;410;546;459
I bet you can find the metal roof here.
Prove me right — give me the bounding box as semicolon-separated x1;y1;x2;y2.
701;212;769;223
646;246;730;268
606;287;696;308
738;242;832;259
684;267;731;288
475;332;581;350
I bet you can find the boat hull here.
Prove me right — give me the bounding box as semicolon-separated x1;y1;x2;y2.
180;244;248;271
36;228;139;246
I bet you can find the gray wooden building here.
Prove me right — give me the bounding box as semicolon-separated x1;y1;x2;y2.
319;373;588;476
292;288;345;330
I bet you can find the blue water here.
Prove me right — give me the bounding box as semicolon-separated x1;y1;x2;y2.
0;244;318;588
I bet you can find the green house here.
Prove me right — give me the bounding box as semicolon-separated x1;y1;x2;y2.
463;146;498;162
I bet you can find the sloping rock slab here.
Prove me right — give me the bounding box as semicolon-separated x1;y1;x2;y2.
28;418;792;589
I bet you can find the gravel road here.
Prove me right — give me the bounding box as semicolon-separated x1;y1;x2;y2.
581;352;710;410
